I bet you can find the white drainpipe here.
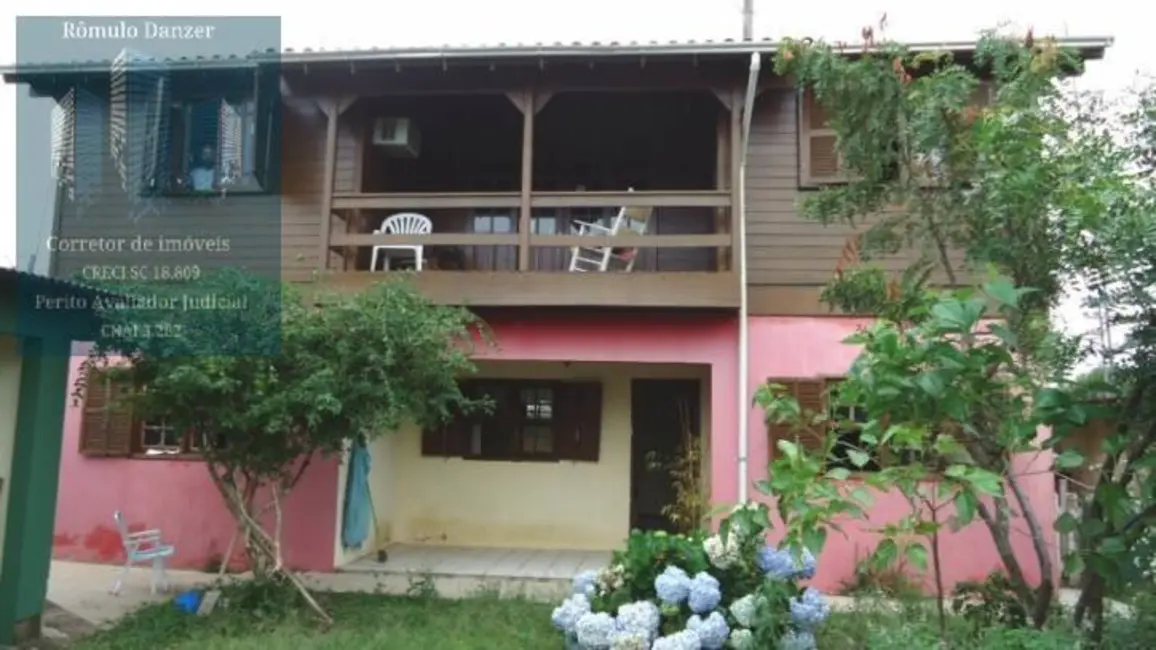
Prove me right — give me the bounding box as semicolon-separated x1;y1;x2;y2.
737;52;761;504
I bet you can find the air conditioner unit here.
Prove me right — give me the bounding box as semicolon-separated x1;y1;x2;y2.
372;117;421;158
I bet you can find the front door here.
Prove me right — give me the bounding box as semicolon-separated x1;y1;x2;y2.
629;379;702;533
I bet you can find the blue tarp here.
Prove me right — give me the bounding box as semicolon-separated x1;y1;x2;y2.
341;439;372;550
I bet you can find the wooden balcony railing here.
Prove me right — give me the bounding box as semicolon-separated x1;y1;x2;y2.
320;191;739;308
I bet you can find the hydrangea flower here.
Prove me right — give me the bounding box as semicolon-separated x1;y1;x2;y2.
789;587;831;630
779;629;818;650
609;630;650;650
687;572;722;614
655;566;692;605
728;628;754;649
704;533;742;569
573;570;598;597
728;594;756;628
596;564;627;593
616;601;660;641
757;546;817;581
652;629;703;650
551;593;591;635
687;611;730;649
575;611;617;648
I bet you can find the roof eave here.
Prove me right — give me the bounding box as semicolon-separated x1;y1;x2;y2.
0;35;1115;81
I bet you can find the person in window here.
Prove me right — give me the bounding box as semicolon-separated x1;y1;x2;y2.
188;144;217;191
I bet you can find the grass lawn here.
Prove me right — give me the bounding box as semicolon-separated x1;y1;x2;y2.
69;582;1156;650
73;587;559;650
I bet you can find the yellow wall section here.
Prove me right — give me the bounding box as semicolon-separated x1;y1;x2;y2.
334;361;710;562
0;336;23;570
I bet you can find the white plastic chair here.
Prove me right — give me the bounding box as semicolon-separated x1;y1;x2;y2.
111;510;176;595
370;212;432;271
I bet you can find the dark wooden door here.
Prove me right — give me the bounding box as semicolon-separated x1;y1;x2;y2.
630;379;701;532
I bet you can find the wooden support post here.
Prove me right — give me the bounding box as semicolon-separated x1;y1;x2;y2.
317;96;358;271
517;88;536;271
729;89;743;273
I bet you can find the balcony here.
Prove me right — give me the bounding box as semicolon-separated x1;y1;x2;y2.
319;190;739;308
311;89;742;308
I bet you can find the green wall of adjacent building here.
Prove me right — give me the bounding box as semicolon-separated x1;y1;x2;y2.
0;273;83;646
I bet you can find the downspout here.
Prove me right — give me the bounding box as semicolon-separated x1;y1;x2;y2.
737;52;761;503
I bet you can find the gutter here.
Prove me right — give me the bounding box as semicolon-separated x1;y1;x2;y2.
737;51;761;504
0;36;1114;79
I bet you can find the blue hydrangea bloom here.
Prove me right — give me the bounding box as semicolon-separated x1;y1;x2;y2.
757;546;818;581
551;594;591;635
756;547;795;580
789;587;831;630
686;611;730;649
575;611;617;648
655;566;692;605
728;594;757;628
572;570;598;597
779;629;818;650
687;572;722;614
616;601;660;641
652;629;703;650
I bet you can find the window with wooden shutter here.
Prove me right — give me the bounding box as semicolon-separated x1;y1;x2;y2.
78;370;135;457
766;379;828;459
798;89;846;186
421;379;602;462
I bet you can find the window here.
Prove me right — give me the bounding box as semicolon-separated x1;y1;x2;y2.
423;379;603;463
138;419;201;456
764;378;881;472
78;369;205;460
172;98;263;193
827;387;879;472
798;83;993;189
472;210;514;234
110;64;278;197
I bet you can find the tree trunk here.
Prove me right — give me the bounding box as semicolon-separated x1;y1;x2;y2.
976;496;1038;616
1006;471;1056;627
203;461;333;625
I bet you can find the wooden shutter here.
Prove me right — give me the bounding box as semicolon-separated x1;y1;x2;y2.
766;379;828;459
799;89;845;186
78;370;135;457
556;382;603;462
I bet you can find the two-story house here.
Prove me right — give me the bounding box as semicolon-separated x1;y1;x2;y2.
3;35;1111;593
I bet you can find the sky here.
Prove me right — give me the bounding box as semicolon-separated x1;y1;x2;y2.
0;0;1147;358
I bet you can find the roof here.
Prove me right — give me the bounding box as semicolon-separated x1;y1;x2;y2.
0;266;107;297
1;35;1115;79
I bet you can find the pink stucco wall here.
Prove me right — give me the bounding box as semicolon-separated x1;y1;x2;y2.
52;314;1058;594
52;314;739;572
745;316;1059;594
52;346;339;572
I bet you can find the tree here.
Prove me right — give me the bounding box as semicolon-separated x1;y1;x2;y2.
1050;80;1156;641
765;26;1151;633
79;269;486;621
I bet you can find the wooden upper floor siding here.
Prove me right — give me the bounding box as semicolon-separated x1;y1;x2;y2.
6;38;1109;314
